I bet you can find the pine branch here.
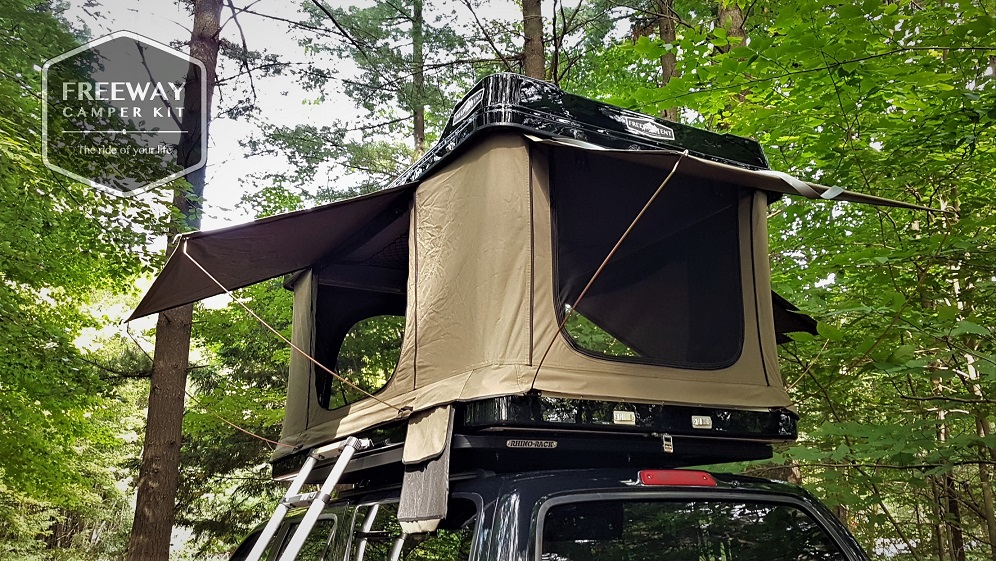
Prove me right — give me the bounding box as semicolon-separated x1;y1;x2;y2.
309;0;404;93
458;0;515;72
225;0;258;105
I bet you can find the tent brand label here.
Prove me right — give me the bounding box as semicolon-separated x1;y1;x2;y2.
618;115;675;141
506;439;558;449
451;89;484;125
61;82;185;104
42;31;207;197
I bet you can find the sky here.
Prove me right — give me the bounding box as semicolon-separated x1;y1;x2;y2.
65;0;359;230
63;0;529;230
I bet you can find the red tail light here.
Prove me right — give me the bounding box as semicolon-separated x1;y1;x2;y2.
639;470;717;487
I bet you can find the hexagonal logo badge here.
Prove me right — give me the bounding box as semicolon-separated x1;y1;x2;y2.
42;31;207;197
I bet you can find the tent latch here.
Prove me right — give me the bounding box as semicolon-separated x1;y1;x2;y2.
661;433;674;454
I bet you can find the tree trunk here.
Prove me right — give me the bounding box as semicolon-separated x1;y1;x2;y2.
716;0;747;107
125;305;193;561
751;463;802;484
960;349;996;557
946;185;996;556
945;474;966;561
656;0;678;122
930;473;947;561
936;385;966;561
412;0;426;157
523;0;544;79
716;0;745;53
974;413;996;557
125;1;223;560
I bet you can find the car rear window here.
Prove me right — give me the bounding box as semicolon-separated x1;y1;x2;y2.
540;498;847;561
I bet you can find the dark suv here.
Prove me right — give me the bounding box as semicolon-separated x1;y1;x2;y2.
230;468;868;561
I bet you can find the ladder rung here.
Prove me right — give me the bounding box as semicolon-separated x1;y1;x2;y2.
277;437;371;561
281;492;321;509
277;438;376;481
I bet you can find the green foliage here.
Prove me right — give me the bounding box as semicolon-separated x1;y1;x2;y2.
573;0;996;558
180;280;292;554
0;3;163;558
564;311;637;357
329;315;405;407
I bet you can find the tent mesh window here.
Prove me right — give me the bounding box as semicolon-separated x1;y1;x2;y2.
550;150;745;369
314;287;406;410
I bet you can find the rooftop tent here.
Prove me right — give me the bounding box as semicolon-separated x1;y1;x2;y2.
131;136;923;459
280;133;796;459
131;75;933;469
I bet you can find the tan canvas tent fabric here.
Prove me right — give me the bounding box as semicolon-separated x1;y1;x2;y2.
131;131;931;463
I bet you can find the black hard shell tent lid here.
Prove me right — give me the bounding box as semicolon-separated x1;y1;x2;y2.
131;74;933;476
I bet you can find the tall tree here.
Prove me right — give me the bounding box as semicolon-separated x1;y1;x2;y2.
715;0;744;53
412;0;427;155
523;0;544;78
125;1;224;560
307;0;444;158
241;0;479;199
656;0;678;120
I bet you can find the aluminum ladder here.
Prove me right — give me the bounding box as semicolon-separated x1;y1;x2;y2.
245;436;373;561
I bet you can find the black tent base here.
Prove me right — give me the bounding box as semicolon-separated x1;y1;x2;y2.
461;395;797;439
270;396;797;485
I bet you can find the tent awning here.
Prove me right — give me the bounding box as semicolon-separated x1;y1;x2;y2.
530;137;938;212
128;183;416;321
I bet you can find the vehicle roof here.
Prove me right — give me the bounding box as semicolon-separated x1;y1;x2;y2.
336;467;820;506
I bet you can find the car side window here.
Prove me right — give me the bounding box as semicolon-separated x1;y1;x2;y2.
540;498;848;561
274;517;339;561
229;530;274;561
345;500;476;561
